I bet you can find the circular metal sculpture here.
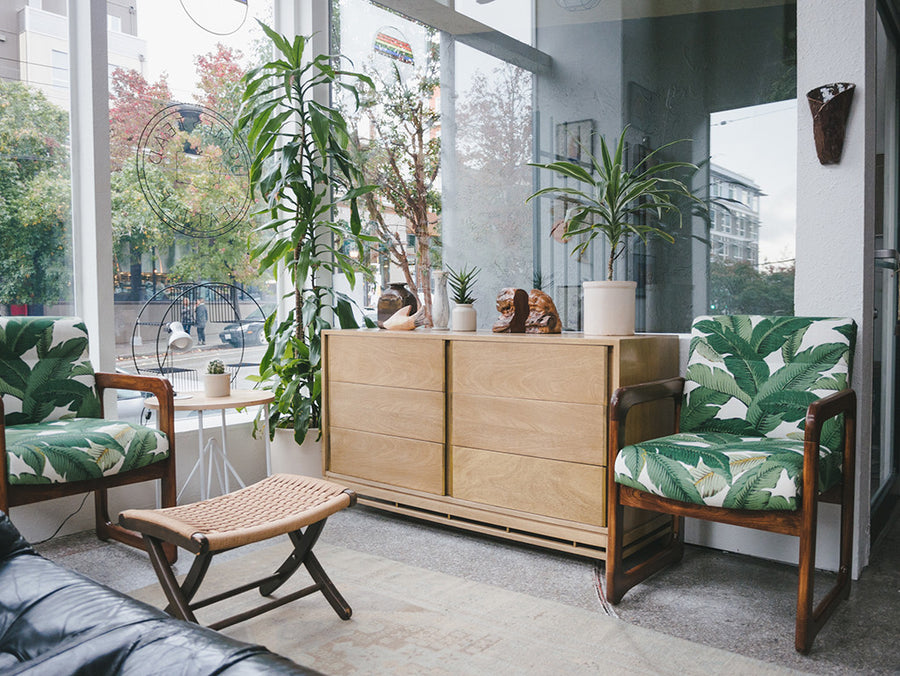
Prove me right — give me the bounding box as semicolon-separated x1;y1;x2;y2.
555;0;602;10
136;103;251;238
130;282;265;394
179;0;249;36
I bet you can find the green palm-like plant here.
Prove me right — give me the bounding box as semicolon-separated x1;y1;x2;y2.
526;127;704;280
446;264;480;304
237;23;376;444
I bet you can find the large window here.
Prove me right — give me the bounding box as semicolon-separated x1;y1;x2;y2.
0;2;74;317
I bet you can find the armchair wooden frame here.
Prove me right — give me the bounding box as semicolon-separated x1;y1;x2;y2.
605;376;856;654
0;372;177;560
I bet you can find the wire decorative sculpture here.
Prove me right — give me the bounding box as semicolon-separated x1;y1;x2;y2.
130;282;265;395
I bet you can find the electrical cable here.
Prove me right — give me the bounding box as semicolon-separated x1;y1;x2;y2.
31;492;91;546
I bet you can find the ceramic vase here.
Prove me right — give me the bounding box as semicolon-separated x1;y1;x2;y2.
452;303;477;331
432;271;450;330
377;282;418;328
582;280;636;336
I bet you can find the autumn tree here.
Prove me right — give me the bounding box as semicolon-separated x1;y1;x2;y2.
352;49;441;326
0;80;71;309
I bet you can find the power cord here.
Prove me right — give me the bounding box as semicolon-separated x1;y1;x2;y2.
31;492;90;546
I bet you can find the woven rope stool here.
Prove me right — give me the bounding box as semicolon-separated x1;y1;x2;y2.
119;473;356;630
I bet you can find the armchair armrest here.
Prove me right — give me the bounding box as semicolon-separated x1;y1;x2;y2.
608;377;685;469
94;372;176;449
802;388;856;505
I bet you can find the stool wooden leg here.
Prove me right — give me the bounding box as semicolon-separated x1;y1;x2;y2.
305;551;352;620
259;520;326;596
144;535;198;623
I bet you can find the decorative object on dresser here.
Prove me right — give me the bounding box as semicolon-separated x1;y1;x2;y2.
377;281;418;328
383;305;423;331
525;289;561;334
322;329;679;558
492;288;529;333
203;359;231;397
527;126;703;336
447;264;480;332
432;270;451;330
237;23;374;448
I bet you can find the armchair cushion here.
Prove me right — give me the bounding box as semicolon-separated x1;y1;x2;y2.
614;432;841;510
0;316;101;426
5;419;169;485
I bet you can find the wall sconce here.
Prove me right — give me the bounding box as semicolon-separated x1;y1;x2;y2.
807;83;855;165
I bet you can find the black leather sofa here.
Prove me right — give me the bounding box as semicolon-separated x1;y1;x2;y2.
0;512;319;675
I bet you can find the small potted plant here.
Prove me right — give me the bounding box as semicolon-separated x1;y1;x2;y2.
527;127;703;335
447;264;480;332
204;359;230;398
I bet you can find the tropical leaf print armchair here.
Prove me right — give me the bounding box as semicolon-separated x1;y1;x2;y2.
0;316;176;557
605;315;856;654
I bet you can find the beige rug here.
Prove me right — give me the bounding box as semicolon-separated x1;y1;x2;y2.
130;542;810;675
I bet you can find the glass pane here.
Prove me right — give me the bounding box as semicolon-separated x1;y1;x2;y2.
0;3;74;317
111;0;274;400
532;1;797;331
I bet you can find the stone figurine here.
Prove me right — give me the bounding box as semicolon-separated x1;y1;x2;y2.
492;288;529;333
526;289;561;334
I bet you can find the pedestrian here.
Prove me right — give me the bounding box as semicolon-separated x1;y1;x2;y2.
195;298;208;345
180;298;194;337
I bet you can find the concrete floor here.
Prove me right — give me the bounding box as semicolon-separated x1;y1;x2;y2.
36;501;900;675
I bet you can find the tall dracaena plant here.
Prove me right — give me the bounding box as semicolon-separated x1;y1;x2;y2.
237;23;375;444
527;127;703;281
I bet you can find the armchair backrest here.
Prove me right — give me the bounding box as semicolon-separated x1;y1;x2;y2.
681;315;856;448
0;316;102;426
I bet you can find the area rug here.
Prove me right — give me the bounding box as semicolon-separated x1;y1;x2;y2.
129;542;808;675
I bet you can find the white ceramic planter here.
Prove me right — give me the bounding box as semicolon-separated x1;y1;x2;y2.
203;373;231;397
451;303;477;331
582;280;637;336
271;427;322;478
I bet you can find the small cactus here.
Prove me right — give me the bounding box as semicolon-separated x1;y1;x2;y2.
207;359;225;375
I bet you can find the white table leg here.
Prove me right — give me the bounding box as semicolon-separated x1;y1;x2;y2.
221;408;230;493
198;410;207;501
264;402;272;476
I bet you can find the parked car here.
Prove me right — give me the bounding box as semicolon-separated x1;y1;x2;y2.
218;309;268;347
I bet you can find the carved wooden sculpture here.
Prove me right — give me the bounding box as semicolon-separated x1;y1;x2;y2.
526;289;561;334
492;288;529;333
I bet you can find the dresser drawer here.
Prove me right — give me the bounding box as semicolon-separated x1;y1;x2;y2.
329;381;444;443
326;334;444;391
451;341;607;404
450;446;605;526
451;393;605;464
329;427;444;494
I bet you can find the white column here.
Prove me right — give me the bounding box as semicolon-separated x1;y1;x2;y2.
69;0;115;374
795;0;875;575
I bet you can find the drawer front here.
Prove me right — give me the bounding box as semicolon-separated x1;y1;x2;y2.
329;381;444;443
450;446;605;526
451;341;608;404
329;427;444;494
327;334;444;391
451;393;605;465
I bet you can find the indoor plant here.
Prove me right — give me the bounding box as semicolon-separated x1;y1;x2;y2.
203;359;230;398
237;23;374;448
526;127;702;335
447;264;480;331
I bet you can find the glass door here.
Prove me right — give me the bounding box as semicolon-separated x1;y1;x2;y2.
873;8;900;524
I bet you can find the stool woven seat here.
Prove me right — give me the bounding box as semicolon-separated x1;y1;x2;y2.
120;474;353;554
119;473;356;630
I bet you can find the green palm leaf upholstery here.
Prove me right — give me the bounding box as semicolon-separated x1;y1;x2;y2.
1;316;169;485
614;315;855;510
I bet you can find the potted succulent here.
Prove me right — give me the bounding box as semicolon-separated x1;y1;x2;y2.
203;359;230;398
447;264;480;332
527;127;702;335
237;23;375;466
